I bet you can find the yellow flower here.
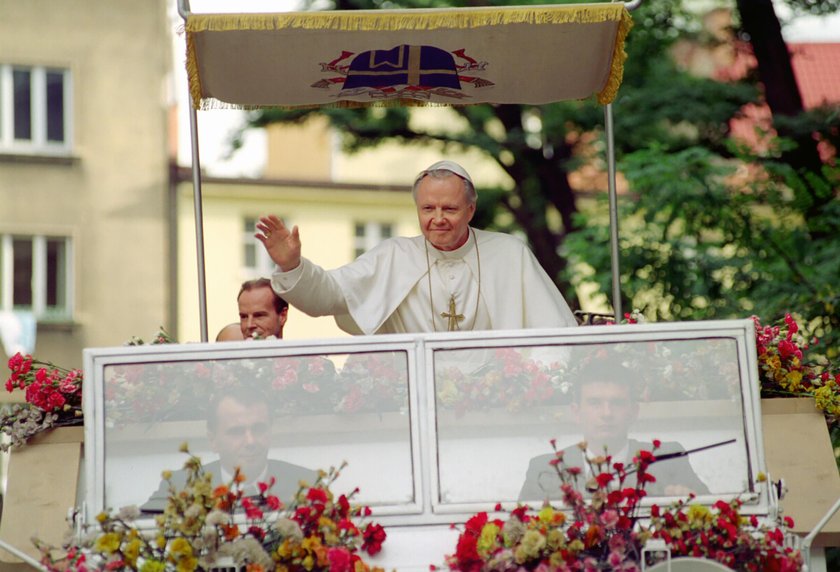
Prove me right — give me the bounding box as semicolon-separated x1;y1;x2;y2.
301;536;322;554
549;552;566;567
95;512;109;524
123;537;142;565
94;532;121;554
686;504;712;527
514;530;546;564
169;537;194;560
176;556;199;572
537;506;555;524
302;555;315;571
784;370;803;391
277;539;295;559
814;384;840;415
545;528;566;551
139;560;167;572
477;523;500;556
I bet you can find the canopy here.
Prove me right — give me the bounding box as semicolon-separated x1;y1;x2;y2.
185;3;632;110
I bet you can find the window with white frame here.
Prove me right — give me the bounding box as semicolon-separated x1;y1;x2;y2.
242;217;278;279
353;221;393;258
0;234;73;321
0;64;72;154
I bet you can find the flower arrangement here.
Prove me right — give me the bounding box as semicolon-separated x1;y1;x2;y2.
436;348;570;416
334;352;408;414
1;352;84;451
753;314;840;423
37;447;387;572
208;356;338;417
445;440;802;571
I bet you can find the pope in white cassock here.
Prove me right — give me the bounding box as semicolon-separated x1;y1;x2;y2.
256;161;577;335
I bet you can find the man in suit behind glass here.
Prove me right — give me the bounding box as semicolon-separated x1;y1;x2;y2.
142;386;317;512
519;360;709;502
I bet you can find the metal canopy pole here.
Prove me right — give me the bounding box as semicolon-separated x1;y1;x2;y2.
605;102;622;323
602;0;641;322
178;0;209;342
188;105;209;343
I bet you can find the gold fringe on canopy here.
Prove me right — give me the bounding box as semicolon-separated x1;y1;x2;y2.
185;3;633;110
185;3;627;33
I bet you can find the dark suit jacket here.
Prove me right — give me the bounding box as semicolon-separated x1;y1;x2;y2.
140;459;319;513
518;439;709;502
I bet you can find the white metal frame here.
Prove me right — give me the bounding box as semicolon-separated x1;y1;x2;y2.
82;319;772;532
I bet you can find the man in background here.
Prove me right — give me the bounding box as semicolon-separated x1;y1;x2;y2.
519;361;709;501
237;278;288;339
142;386;317;512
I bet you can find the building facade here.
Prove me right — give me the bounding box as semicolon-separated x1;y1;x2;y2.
0;0;173;369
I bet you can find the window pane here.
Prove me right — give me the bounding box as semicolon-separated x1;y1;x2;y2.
13;69;32;141
381;224;393;239
244;243;256;268
244;218;256;233
46;71;65;143
354;223;364;238
46;239;67;309
12;238;33;307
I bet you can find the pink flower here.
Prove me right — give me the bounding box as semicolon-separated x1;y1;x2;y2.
327;547;353;572
601;509;620;529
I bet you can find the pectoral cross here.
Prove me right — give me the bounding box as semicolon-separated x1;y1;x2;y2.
441;295;465;331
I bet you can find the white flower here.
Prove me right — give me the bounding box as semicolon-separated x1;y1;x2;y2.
116;505;141;521
205;509;229;527
273;517;303;541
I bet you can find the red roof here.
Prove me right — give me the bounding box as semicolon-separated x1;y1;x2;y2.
788;43;840;108
725;42;839;158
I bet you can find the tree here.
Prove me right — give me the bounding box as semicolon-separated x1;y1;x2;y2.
565;1;839;350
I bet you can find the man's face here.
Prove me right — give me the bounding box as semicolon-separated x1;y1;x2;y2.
415;174;476;251
208;396;271;480
572;381;638;448
238;286;287;339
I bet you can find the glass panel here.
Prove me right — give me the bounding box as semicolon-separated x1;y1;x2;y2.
12;69;32;141
381;224;393;239
434;339;748;505
46;71;65;143
45;238;67;309
243;218;256;232
103;351;413;513
354;223;364;237
12;238;32;307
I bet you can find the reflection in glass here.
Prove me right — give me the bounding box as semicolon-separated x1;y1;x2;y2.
102;351;413;513
435;339;749;505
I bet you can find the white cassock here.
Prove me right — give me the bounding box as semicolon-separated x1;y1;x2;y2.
271;228;577;335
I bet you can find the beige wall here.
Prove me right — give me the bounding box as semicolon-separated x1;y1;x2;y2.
0;0;172;369
177;180;417;342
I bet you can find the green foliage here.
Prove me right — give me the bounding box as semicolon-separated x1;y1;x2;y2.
565;143;840;353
